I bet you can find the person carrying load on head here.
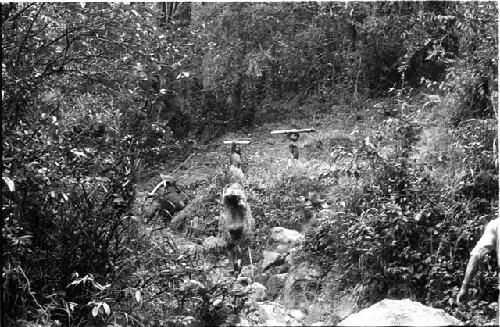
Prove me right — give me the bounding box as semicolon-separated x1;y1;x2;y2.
270;128;316;160
223;140;251;183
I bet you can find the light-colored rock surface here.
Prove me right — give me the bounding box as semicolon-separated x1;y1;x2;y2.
289;309;306;321
330;291;358;321
249;282;267;302
241;301;304;326
283;261;322;308
339;298;463;326
270;227;304;247
266;273;288;300
262;251;283;271
259;302;303;326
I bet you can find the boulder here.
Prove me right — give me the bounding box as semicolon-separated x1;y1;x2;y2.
283;262;322;309
261;251;283;271
249;282;267;302
338;299;463;326
265;273;288;300
257;302;303;326
275;243;295;254
330;292;358;321
241;301;304;326
264;319;287;326
270;227;304;249
289;309;306;322
276;261;290;273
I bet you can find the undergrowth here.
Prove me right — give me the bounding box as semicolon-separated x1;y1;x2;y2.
302;96;498;325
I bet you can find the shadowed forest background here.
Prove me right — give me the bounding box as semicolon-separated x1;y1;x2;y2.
2;2;498;326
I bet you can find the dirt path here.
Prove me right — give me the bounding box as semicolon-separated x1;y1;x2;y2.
137;101;380;197
133;106;390;326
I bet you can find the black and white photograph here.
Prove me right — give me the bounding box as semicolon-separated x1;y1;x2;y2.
2;1;498;326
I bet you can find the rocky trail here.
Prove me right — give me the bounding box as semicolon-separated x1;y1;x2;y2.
133;106;465;326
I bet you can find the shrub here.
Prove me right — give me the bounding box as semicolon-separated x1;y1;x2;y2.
303;110;498;323
2;116;141;323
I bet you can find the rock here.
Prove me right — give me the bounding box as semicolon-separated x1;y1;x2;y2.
238;318;251;326
259;302;302;326
265;319;287;326
243;301;304;326
276;262;290;273
266;273;288;300
275;243;294;254
259;302;278;317
283;262;322;309
270;227;304;248
261;251;282;271
331;292;357;321
338;299;463;326
289;309;306;321
202;236;225;251
249;282;267;302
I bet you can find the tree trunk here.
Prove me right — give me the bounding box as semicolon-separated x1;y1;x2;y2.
157;2;167;28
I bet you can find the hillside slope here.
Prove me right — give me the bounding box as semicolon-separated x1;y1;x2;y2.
136;97;498;326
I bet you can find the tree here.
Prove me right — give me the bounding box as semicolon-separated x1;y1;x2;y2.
1;3;198;322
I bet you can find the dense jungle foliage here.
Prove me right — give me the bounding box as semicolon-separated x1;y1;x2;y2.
2;2;498;326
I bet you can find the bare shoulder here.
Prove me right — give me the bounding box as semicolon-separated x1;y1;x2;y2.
486;218;499;228
484;218;499;234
